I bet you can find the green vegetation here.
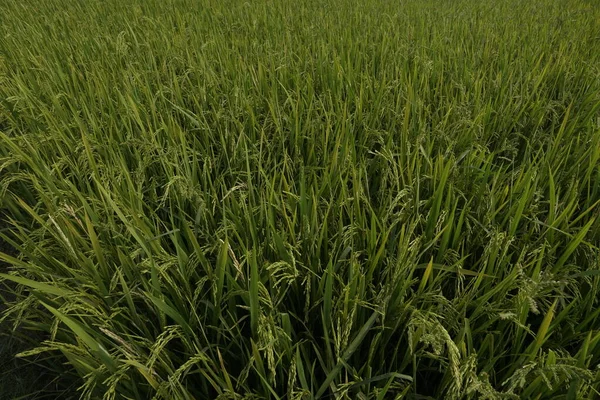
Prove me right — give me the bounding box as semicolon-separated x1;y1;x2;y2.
1;0;600;398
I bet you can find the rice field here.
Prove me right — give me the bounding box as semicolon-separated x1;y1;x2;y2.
1;0;600;398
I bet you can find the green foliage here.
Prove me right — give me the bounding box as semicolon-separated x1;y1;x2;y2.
1;0;600;398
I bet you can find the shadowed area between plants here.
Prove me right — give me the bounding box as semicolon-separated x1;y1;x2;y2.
0;215;78;399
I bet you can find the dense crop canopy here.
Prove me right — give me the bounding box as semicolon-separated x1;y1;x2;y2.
1;0;599;398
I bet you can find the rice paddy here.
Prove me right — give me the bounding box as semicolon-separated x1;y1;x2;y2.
1;0;600;398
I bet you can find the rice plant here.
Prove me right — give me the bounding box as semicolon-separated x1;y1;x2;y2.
1;0;599;398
